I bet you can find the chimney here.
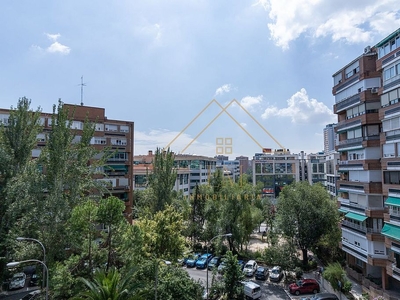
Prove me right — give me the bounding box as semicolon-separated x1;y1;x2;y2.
148;150;153;156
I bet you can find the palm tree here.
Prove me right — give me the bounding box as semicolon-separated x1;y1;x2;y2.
73;267;143;300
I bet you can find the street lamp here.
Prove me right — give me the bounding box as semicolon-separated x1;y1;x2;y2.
206;233;232;300
16;237;46;289
7;259;49;300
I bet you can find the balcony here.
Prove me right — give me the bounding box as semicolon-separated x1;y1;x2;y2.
337;135;380;151
341;219;367;234
337;159;381;171
338;180;382;194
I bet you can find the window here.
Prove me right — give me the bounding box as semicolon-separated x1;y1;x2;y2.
111;138;127;145
356;258;363;267
120;125;129;132
383;143;396;158
90;137;107;145
105;124;118;131
37;133;46;142
95;123;104;131
71;121;83;130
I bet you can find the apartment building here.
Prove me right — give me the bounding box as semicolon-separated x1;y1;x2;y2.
0;103;135;222
325;151;340;198
252;149;299;203
376;28;400;293
133;151;216;195
306;152;327;185
324;123;337;153
333;29;400;297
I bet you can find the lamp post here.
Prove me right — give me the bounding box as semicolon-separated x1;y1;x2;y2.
206;233;232;300
7;260;49;300
16;237;46;289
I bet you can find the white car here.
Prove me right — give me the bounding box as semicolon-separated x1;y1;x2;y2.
243;260;258;277
9;272;26;290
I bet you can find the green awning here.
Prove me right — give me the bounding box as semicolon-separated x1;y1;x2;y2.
385;197;400;208
381;223;400;242
337;189;348;193
345;212;367;222
338;208;348;214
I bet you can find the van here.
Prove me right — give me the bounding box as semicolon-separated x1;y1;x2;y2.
242;281;261;299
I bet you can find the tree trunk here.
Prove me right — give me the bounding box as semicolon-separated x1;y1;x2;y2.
302;248;308;266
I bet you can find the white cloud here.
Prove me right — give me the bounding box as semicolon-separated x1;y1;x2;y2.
46;33;61;41
133;22;163;47
214;84;232;97
240;122;247;128
256;0;400;49
46;41;71;55
261;88;336;124
31;33;71;55
240;95;263;111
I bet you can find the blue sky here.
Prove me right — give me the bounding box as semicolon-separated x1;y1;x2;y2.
1;0;400;158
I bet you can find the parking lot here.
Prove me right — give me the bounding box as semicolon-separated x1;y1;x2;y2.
184;265;321;300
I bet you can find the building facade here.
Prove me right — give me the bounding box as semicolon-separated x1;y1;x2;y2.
0;103;135;222
376;28;400;292
324;123;337;153
333;28;400;296
133;152;216;195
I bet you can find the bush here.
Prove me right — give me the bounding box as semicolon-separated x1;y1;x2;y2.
295;267;303;279
343;280;352;293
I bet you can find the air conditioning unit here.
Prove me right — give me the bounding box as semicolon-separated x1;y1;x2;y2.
364;46;371;54
371;87;378;94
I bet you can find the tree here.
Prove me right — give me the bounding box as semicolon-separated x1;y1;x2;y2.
148;147;177;213
73;267;143;300
222;251;244;299
276;181;339;265
97;196;127;271
136;205;185;262
0;97;42;279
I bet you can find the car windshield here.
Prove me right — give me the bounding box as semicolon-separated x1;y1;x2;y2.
210;258;218;263
13;276;24;281
245;264;253;269
271;269;280;274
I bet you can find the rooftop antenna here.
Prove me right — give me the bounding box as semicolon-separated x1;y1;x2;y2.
80;76;86;106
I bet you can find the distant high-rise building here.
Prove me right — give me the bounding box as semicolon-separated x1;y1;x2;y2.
323;123;337;153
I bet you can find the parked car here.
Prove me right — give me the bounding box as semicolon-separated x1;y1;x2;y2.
243;260;258;277
20;290;41;300
29;273;40;286
254;266;268;280
289;278;320;295
9;273;26;290
238;259;245;270
186;253;201;268
309;293;339;300
269;266;283;282
217;260;227;274
196;253;213;269
207;256;221;270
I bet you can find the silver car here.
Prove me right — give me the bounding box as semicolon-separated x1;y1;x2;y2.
9;272;26;290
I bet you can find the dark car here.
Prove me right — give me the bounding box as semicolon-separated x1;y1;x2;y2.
255;266;268;280
237;260;245;270
186;253;201;268
309;293;339;300
29;274;39;287
289;278;320;295
207;256;221;271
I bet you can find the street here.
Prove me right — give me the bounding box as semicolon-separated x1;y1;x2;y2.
185;265;292;300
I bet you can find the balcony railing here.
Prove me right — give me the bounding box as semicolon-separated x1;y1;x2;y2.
342;220;367;232
389;208;400;217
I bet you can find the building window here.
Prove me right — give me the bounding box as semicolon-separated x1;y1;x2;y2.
95;123;104;131
105;124;118;132
120;125;129;132
356;258;363;267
